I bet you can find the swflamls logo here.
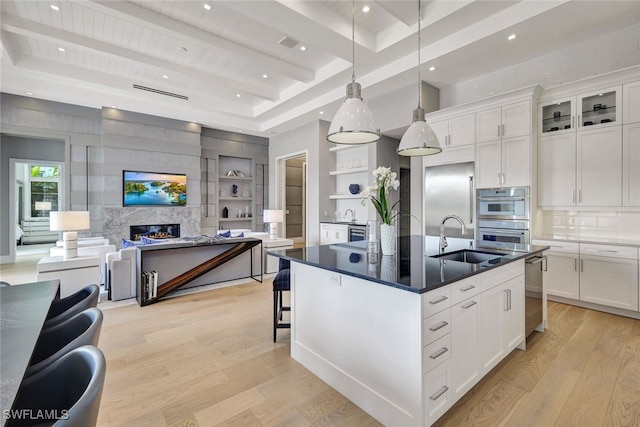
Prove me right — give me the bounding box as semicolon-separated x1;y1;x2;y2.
3;409;69;420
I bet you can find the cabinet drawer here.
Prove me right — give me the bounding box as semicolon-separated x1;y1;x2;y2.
424;359;452;423
423;310;451;346
450;276;481;305
532;239;579;254
580;243;638;260
423;333;451;373
479;259;523;291
423;285;451;318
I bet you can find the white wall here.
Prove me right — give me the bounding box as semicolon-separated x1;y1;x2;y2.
269;120;333;245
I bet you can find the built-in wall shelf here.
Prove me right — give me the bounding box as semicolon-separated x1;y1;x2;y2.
329;167;368;176
329;194;361;200
219;176;252;181
219;218;253;222
219;197;252;201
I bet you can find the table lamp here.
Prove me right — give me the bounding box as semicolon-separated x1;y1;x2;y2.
50;211;90;259
34;201;52;217
263;209;284;239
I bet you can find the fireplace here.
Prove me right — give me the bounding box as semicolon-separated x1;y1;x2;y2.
130;223;180;241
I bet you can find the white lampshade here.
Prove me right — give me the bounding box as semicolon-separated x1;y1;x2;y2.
34;201;52;211
327;82;381;145
263;210;284;223
50;211;90;231
397;108;442;156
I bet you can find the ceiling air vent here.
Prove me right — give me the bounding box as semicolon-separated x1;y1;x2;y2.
278;35;299;49
132;84;188;100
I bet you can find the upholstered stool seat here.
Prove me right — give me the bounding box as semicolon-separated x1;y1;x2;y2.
273;258;291;342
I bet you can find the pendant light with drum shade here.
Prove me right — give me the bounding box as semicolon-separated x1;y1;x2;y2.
397;0;442;157
326;0;381;145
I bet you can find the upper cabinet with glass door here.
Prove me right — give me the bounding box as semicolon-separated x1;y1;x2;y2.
539;86;621;135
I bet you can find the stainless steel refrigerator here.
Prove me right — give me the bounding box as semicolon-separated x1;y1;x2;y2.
424;161;475;238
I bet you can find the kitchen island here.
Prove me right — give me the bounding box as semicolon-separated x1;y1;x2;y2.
271;236;547;426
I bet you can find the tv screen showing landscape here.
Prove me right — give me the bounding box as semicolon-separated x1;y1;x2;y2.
123;170;187;206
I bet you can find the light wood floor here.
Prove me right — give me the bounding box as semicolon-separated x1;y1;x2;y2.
95;279;640;427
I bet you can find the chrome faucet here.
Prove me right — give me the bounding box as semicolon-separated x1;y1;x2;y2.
345;209;356;223
440;215;466;253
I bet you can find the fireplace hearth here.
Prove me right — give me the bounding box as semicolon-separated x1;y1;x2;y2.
130;223;180;241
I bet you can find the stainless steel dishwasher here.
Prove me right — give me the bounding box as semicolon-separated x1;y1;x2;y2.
525;254;547;338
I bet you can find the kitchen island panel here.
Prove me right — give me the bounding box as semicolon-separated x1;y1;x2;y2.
291;262;424;427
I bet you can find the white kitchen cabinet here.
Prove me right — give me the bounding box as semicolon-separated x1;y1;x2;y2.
450;297;480;400
538;125;622;207
539;96;577;135
319;223;348;245
577;86;621;130
478;270;525;374
476;100;531;143
579;244;639;312
476;135;530;188
424;359;452;422
576;126;622;206
538;132;577;206
623;81;640;124
424;144;474;167
623;123;640;206
431;113;475;148
545;252;580;299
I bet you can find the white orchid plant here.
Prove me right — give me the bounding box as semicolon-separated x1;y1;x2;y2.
360;166;400;225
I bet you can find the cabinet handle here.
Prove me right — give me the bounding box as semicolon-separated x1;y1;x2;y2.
429;295;448;305
508;288;512;311
501;124;505;136
460;284;476;292
578;189;582;203
430;385;449;401
572;190;576;203
498;124;501;137
462;300;477;309
429;321;449;332
574;258;577;272
502;173;505;185
497;173;501;185
571;116;574;128
504;289;509;311
469;176;474;224
578;114;581;127
429;347;449;359
581;259;584;272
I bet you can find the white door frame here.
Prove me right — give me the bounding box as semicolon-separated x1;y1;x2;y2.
275;150;308;245
5;158;66;264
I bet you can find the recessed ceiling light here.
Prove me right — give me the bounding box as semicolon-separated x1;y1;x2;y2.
319;111;324;115
236;93;241;98
26;91;33;96
507;34;516;41
162;75;169;79
428;66;436;71
362;6;370;13
111;105;117;108
203;4;211;10
300;45;307;51
57;47;66;52
262;74;268;79
50;4;60;11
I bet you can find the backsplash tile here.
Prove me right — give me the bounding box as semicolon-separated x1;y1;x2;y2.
537;210;640;242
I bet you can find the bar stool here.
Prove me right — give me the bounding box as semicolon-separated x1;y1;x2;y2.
273;258;290;342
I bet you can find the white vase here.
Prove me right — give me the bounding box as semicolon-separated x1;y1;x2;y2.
380;223;396;255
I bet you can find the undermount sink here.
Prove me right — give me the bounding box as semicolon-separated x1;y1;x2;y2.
432;249;505;264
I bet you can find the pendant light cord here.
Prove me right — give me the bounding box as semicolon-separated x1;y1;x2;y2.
351;0;356;83
417;0;421;109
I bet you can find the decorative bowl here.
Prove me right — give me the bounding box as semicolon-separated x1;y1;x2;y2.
349;184;360;195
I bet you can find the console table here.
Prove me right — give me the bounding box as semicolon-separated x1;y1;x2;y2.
136;237;263;306
0;280;60;418
37;255;101;298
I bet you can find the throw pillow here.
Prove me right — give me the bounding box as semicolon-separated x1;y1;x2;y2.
219;230;231;238
121;238;144;248
141;236;162;244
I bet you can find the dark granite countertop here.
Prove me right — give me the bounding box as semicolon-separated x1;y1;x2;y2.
269;235;549;294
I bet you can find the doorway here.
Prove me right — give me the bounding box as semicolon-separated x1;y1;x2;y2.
276;153;307;245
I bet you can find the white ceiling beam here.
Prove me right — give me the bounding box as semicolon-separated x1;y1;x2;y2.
1;14;279;102
373;0;416;26
86;0;314;84
0;30;22;65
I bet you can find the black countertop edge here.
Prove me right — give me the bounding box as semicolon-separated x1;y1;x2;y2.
269;240;550;294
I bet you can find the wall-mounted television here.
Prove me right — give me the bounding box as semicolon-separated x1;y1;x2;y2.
123;170;187;207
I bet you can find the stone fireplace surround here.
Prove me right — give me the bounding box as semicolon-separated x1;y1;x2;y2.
103;207;200;249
